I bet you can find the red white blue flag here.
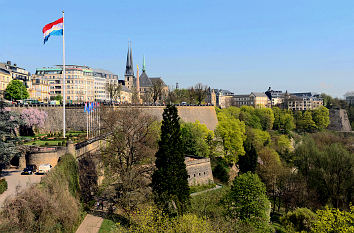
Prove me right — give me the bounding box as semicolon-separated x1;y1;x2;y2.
42;17;63;44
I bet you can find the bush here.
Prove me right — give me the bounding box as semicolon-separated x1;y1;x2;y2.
280;208;317;232
0;179;7;194
0;154;82;233
212;159;229;183
44;142;49;146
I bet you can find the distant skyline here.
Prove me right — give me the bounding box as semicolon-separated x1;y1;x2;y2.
1;0;354;97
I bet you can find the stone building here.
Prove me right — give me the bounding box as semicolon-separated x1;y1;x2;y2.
185;156;214;186
0;68;12;96
208;89;234;108
27;76;50;102
0;61;31;87
233;92;270;108
124;45;168;102
283;92;323;111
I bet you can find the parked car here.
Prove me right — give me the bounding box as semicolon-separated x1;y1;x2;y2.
36;164;52;175
21;165;37;175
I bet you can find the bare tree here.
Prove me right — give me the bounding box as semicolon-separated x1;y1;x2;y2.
105;82;122;104
194;83;208;105
99;107;159;213
149;79;165;104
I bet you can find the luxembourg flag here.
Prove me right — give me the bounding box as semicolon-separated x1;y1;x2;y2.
42;17;63;44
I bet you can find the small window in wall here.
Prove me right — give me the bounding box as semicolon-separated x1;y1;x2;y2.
194;174;196;177
199;173;201;176
188;175;190;179
204;172;206;175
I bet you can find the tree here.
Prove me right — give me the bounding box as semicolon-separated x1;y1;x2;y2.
215;111;246;163
180;121;213;157
245;127;270;151
105;82;121;103
0;101;22;173
273;107;295;133
295;111;317;132
194;83;208;105
312;106;330;130
50;94;63;103
280;208;317;233
151;105;190;215
224;172;271;222
4;80;29;101
150;79;165;104
100;107;158;213
239;106;262;129
312;205;354;233
20;108;48;135
238;142;258;174
255;108;275;130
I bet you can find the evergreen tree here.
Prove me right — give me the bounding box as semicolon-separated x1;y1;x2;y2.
238;142;258;174
0;101;21;173
152;105;190;215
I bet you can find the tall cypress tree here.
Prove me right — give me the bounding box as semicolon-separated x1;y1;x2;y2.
238;141;258;174
151;105;190;215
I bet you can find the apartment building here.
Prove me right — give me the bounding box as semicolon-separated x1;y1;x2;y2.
0;61;30;86
36;65;95;103
28;76;50;102
0;68;12;95
233;92;270;108
284;92;323;111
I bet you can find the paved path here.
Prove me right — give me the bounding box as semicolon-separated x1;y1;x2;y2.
76;214;103;233
190;184;222;196
0;169;43;208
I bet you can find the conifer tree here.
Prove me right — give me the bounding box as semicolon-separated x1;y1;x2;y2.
151;105;190;215
238;142;258;174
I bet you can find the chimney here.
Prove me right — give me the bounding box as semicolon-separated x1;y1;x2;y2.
6;61;11;65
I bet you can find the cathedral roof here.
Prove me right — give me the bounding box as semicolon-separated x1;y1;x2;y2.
138;71;153;87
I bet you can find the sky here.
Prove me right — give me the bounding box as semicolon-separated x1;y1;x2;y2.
1;0;354;97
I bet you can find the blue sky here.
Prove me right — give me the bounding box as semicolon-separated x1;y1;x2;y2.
1;0;354;97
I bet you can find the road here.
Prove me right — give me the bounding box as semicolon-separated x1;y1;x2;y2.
0;169;43;208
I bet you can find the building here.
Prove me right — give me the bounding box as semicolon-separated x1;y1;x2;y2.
124;45;168;102
185;156;214;186
283;91;323;111
93;69;119;102
28;76;50;102
345;92;354;105
265;87;284;106
233;92;270;108
0;68;12;96
36;65;96;103
0;61;31;87
209;89;234;108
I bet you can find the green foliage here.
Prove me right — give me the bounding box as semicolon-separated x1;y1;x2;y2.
273;107;295;133
152;105;190;215
224;172;271;222
239;106;263;129
127;206;216;233
255;108;275;130
272;134;292;155
294;136;354;208
212;158;230;183
180;121;213;157
189;182;216;194
238;142;258;174
246;127;271;151
280;208;317;232
312;106;330;130
0;178;8;194
312;205;354;233
215;110;246;163
4;80;29;100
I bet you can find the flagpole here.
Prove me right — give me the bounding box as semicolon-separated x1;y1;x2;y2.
62;10;66;138
86;105;89;139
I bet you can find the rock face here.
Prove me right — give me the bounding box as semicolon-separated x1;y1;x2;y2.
10;106;218;133
328;109;352;132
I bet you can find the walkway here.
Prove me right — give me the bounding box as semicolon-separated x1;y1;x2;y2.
190;184;222;196
76;214;103;233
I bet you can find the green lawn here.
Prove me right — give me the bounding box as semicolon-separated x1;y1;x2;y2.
190;183;216;194
98;219;116;233
24;140;66;146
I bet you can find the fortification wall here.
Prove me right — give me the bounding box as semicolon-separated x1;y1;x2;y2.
10;106;218;133
185;157;214;186
328;109;352;132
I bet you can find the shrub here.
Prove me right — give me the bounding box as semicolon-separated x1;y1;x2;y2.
44;142;49;146
0;179;7;194
280;208;317;232
0;154;82;233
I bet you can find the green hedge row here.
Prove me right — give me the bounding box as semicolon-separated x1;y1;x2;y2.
0;178;8;194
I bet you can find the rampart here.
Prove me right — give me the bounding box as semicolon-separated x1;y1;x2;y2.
328;109;352;132
185;156;214;186
10;105;218;132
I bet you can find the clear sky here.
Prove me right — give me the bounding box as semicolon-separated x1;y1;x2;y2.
1;0;354;97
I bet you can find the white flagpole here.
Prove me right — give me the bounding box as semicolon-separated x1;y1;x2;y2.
62;10;66;138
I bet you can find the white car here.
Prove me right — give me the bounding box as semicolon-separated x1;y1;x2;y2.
36;164;52;174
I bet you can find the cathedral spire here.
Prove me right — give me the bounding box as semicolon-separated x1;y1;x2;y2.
125;41;134;76
143;55;146;72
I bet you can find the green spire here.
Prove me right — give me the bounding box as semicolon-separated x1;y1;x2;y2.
143;55;146;72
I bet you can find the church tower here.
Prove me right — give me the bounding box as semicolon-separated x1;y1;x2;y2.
124;42;135;90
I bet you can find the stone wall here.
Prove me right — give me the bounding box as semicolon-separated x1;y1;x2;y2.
10;105;218;132
185;156;214;186
328;109;352;132
25;147;67;168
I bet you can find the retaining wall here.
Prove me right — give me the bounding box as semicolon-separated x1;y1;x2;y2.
10;106;218;133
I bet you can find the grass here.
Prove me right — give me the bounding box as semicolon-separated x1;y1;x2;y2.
98;219;116;233
190;183;216;194
24;140;66;146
